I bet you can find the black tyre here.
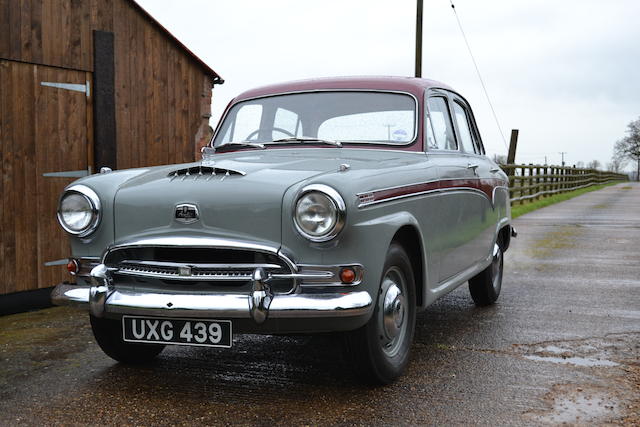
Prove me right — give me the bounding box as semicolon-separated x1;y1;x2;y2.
344;243;416;385
90;315;165;364
468;242;503;306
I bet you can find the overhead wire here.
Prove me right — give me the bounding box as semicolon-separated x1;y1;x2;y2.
448;0;508;150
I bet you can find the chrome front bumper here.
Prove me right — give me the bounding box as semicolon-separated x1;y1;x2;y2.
51;264;373;325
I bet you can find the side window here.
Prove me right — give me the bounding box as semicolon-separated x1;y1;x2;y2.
318;110;414;143
426;97;457;150
274;107;303;138
452;102;477;154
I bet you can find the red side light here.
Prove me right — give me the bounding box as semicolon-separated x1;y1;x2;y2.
67;259;79;275
339;267;356;284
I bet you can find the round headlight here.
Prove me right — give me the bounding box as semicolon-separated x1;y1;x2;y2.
294;184;345;242
57;185;101;237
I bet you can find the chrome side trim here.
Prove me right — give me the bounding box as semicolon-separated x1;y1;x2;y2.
358;189;441;208
357;178;503;208
357;178;440;196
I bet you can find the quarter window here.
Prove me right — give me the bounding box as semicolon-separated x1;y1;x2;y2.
426;97;457;150
452;102;477;154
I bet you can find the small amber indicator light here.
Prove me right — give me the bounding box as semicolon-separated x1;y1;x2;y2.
340;267;356;284
67;260;79;275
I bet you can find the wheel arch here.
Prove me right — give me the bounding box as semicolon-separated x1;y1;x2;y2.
390;224;425;310
497;223;512;252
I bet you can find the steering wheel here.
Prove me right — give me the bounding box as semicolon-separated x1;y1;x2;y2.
245;127;295;141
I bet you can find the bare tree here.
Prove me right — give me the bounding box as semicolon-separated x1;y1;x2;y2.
607;151;627;173
614;117;640;181
586;160;601;170
575;161;585;169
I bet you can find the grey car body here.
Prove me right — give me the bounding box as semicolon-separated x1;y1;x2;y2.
52;76;513;383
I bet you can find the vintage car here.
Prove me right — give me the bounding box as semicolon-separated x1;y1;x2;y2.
52;76;514;384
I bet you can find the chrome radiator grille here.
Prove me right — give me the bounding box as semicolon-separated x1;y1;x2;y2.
104;246;295;293
117;260;282;281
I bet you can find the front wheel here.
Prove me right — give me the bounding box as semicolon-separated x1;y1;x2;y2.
344;243;416;385
90;315;165;364
468;242;503;306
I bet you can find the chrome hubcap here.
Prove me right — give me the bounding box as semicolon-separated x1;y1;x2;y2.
379;266;408;357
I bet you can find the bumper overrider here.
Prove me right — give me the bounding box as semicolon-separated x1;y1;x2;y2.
51;240;373;331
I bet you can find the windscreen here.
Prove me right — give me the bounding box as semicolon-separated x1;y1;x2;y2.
213;91;417;146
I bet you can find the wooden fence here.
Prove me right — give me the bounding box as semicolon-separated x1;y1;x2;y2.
501;164;628;204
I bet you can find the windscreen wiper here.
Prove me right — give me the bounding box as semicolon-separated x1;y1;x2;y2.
271;136;342;147
214;141;266;152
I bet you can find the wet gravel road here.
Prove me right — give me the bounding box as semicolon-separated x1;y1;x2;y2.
1;182;639;426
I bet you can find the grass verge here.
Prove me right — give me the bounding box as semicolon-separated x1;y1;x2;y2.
511;181;626;219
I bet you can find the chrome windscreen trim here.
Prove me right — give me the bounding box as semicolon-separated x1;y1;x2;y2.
210;89;420;149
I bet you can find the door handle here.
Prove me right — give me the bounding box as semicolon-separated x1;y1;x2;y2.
467;163;479;170
490;167;500;173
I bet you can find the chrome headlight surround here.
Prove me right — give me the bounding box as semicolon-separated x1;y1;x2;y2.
57;184;101;238
293;184;346;242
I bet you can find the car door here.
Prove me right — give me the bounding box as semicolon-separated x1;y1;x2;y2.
424;91;477;282
449;94;496;267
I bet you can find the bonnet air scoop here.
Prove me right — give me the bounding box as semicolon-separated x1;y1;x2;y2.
168;165;246;181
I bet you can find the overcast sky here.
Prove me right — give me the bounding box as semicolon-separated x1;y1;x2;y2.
137;0;640;169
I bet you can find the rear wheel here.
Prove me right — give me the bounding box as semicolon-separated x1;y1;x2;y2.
344;243;416;385
468;242;503;306
90;315;165;364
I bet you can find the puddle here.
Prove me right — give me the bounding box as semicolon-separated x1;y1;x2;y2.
539;345;571;354
534;390;620;424
524;355;619;367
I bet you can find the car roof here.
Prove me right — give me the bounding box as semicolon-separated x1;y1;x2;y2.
233;76;455;102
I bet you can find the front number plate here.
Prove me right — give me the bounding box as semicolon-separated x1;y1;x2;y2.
122;316;232;348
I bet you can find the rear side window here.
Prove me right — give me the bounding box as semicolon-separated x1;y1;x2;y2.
452;102;477;154
426;97;457;150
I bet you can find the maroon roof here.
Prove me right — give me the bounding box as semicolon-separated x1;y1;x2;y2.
129;0;222;81
234;76;453;101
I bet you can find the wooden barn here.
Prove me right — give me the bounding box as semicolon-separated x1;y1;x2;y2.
0;0;222;308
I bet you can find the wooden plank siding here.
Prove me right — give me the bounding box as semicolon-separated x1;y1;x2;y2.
1;0;214;167
1;0;218;295
111;0;212;169
0;60;88;293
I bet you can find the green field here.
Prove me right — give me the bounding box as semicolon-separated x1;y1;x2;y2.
511;181;626;219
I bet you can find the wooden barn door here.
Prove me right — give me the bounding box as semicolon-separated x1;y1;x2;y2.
0;59;92;295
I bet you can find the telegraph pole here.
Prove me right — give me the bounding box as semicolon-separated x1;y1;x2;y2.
559;151;567;167
415;0;423;77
